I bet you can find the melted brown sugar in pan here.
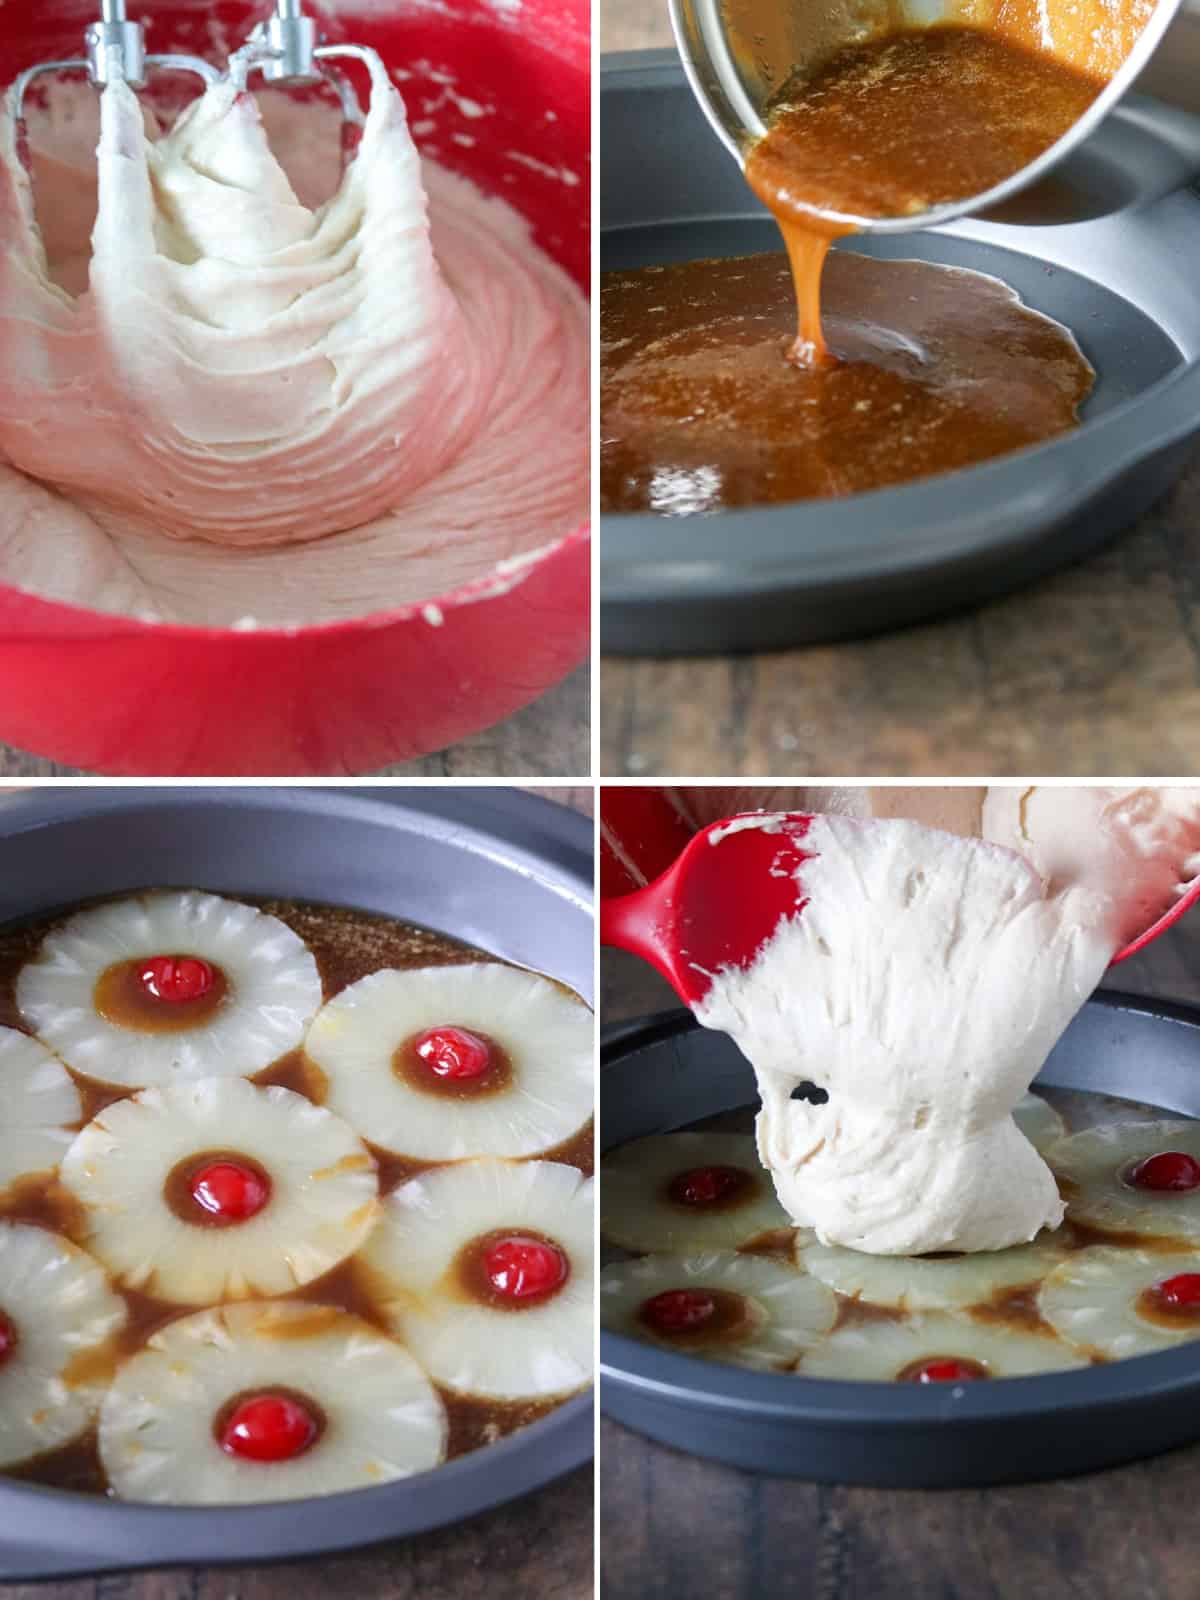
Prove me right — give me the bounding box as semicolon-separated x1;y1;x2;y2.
600;26;1117;515
601;250;1093;514
0;895;593;1496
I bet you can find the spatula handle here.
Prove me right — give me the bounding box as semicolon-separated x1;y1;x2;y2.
600;788;694;898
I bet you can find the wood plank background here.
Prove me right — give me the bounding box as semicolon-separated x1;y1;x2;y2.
598;0;1200;778
0;785;593;1600
601;815;1200;1600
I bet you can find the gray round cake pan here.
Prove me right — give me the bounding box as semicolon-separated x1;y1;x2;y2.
600;995;1200;1486
601;51;1200;655
0;785;593;1580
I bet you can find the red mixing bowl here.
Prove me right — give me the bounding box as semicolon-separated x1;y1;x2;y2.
0;0;590;775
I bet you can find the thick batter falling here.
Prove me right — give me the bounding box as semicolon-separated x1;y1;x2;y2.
600;25;1121;516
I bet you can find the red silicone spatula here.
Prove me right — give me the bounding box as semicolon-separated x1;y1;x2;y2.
600;809;816;1005
1111;876;1200;963
599;789;1200;1000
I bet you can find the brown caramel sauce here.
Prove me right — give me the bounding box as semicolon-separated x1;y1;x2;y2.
747;30;1106;233
601;26;1124;515
739;1227;800;1259
0;1170;89;1244
442;1391;560;1458
833;1294;906;1331
600;250;1093;515
969;1282;1058;1338
93;958;228;1034
1065;1219;1194;1256
747;28;1107;365
254;1048;330;1105
0;892;593;1496
537;1117;595;1181
393;1030;514;1101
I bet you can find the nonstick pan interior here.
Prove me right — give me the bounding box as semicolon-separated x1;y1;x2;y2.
601;51;1200;654
600;995;1200;1486
0;787;593;1580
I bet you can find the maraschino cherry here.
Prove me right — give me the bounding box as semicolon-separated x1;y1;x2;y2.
190;1160;271;1224
414;1026;492;1081
669;1166;745;1207
0;1312;17;1368
140;956;217;1005
1127;1152;1200;1192
485;1235;568;1302
904;1357;987;1384
1157;1272;1200;1309
220;1393;318;1462
640;1289;718;1334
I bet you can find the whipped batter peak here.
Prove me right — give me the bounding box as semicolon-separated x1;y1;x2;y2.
0;66;586;620
693;811;1178;1255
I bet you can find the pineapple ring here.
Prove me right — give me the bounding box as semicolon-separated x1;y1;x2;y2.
362;1159;593;1400
60;1078;379;1304
600;1252;837;1371
17;891;322;1089
99;1301;446;1504
798;1310;1088;1382
305;964;593;1161
1038;1246;1200;1360
1015;1092;1066;1156
601;1132;796;1254
0;1027;82;1190
0;1220;126;1468
1052;1121;1200;1239
797;1235;1066;1312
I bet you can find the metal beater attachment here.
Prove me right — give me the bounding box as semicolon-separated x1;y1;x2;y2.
227;0;369;132
10;0;219;124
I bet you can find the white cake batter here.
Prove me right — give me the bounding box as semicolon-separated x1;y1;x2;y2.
0;64;587;623
690;791;1200;1256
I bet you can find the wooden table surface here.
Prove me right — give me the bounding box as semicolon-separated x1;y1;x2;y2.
598;2;1200;779
0;786;593;1600
601;865;1200;1600
0;664;589;778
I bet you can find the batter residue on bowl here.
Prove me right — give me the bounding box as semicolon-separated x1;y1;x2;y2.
0;61;588;625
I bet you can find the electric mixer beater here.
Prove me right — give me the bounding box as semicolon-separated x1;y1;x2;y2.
9;0;367;145
11;0;218;117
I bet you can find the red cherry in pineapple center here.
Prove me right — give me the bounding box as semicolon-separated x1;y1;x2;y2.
669;1165;745;1207
485;1234;569;1301
1157;1272;1200;1309
190;1159;271;1224
414;1025;492;1081
1127;1151;1200;1192
641;1289;717;1334
140;955;216;1005
0;1311;17;1368
904;1357;988;1384
220;1393;318;1462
